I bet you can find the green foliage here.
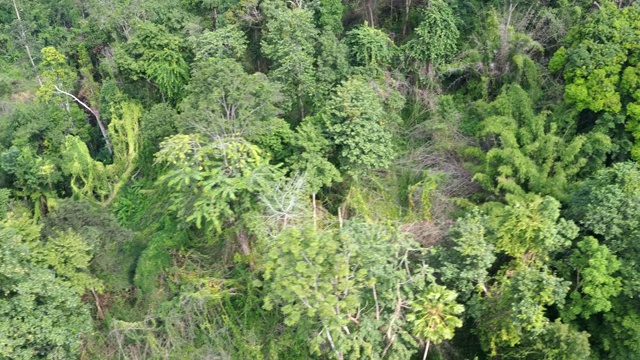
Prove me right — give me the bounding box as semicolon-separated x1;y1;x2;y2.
115;21;189;102
471;85;609;200
343;171;414;223
0;189;9;217
549;5;640;158
562;237;622;321
61;101;141;205
407;171;440;220
501;320;591;360
0;101;92;215
475;266;570;356
34;229;103;294
315;30;350;100
261;222;427;359
42;199;134;292
346;23;396;72
190;24;248;62
317;0;344;33
155;134;280;234
404;0;459;66
139;103;178;174
0;209;94;359
134;222;188;295
4;0;640;358
433;209;495;299
287;117;341;194
261;5;318;118
408;283;464;346
442;7;543;98
322;77;404;176
490;194;577;263
98;78;127;124
443;194;579;355
567;162;640;263
180;57;282;134
37;46;77;100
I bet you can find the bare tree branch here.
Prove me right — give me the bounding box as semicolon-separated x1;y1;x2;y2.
53;84;113;154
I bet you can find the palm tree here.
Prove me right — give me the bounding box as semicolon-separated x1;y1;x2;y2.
408;283;464;360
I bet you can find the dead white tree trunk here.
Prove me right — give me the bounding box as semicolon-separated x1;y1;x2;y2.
53;85;113;154
12;0;41;86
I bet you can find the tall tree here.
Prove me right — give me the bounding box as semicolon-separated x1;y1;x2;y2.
565;162;640;358
261;4;318;119
408;283;464;360
346;23;396;74
115;21;189;103
261;221;428;359
403;0;459;82
321;77;404;176
180;58;282;136
155;133;280;259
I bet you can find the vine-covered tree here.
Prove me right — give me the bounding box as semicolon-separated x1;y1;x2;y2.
403;0;459;81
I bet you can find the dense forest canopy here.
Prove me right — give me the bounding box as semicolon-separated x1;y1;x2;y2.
1;0;639;359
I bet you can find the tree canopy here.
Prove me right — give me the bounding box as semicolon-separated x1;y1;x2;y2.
1;0;638;359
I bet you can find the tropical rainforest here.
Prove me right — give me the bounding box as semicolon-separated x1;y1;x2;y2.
1;0;640;359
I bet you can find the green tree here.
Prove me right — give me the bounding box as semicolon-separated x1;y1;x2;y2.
261;221;428;359
408;283;464;360
346;23;396;73
315;30;350;101
190;24;248;63
37;46;77;101
549;4;640;159
442;7;543;99
565;162;640;358
567;162;640;280
41;199;134;292
475;266;569;356
461;193;578;355
471;84;611;200
155;134;280;259
0;208;96;359
317;0;344;33
115;21;189;103
261;5;318;119
321;77;404;176
287;117;341;195
490;194;577;264
432;209;495;300
180;58;282;136
403;0;459;80
562;237;622;321
501;320;591;360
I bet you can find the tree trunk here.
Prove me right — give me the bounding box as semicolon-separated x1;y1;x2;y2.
422;340;430;360
238;230;254;269
427;61;435;81
402;0;411;36
12;0;42;86
312;193;317;230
